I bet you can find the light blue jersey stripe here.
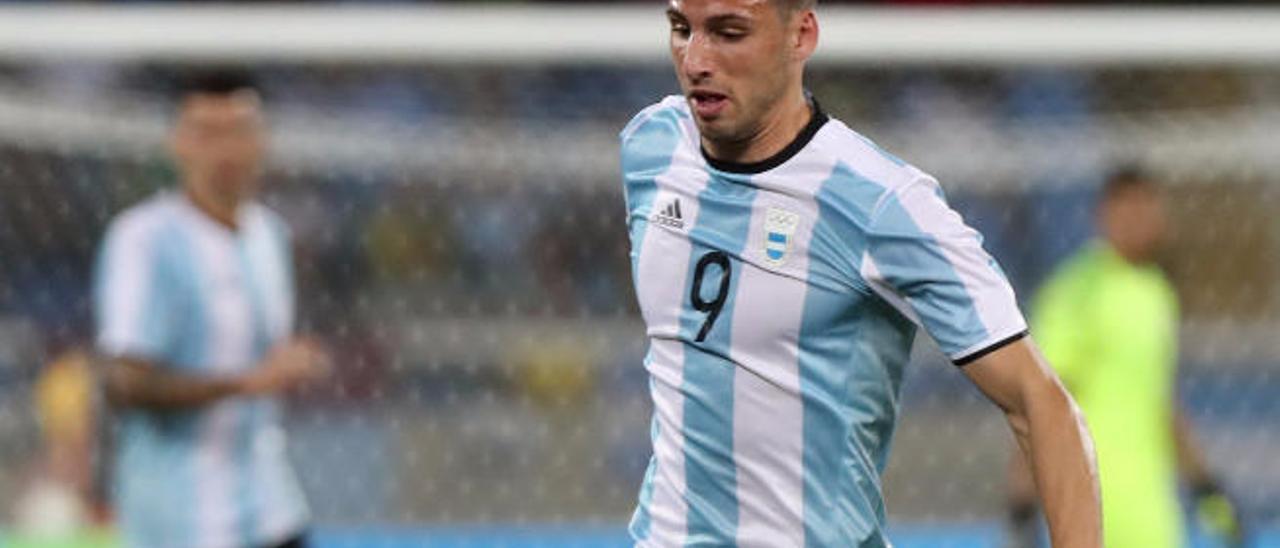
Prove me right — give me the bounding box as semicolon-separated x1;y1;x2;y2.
679;171;755;546
167;216;207;546
621;106;685;541
801;163;886;546
805;162;882;294
169;220;209;373
869;187;990;356
632;375;663;540
621;107;685;281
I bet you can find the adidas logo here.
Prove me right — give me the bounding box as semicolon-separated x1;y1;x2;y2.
652;198;685;229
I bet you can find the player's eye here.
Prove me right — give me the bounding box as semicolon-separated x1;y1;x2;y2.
669;21;691;38
715;27;748;41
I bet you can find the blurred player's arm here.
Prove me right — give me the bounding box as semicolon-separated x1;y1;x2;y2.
105;339;327;410
1176;408;1214;487
964;339;1102;548
1175;407;1246;545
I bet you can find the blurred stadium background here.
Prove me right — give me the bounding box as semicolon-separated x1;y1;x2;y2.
1;2;1279;547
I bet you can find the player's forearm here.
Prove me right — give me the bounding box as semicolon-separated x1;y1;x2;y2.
106;358;246;410
1013;377;1102;548
1174;410;1215;486
1006;440;1038;506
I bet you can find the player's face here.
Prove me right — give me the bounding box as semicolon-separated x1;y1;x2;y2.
172;91;266;203
1104;185;1168;263
667;0;807;143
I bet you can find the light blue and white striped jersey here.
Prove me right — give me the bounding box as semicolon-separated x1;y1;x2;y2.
94;192;308;548
622;96;1027;547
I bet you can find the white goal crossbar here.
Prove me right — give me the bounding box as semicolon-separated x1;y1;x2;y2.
1;5;1279;66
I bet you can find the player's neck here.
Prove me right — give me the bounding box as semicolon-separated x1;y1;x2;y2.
184;183;241;231
1105;237;1153;266
703;90;812;166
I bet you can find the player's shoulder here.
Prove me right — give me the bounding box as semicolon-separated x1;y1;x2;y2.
808;116;941;221
103;192;184;248
813;117;933;193
243;201;291;241
620;95;691;146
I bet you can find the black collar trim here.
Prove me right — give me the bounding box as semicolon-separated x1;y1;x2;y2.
701;98;829;175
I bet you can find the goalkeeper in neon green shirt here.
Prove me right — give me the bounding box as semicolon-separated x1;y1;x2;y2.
1006;168;1244;548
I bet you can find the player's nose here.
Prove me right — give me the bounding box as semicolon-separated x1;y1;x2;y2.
680;32;715;83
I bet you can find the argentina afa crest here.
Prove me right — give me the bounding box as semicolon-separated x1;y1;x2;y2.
762;207;800;267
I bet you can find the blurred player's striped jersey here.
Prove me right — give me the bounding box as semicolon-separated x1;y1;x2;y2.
94;193;307;548
621;96;1027;547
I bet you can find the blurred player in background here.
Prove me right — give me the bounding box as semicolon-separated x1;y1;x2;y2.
1006;168;1245;548
9;346;115;548
94;70;327;548
621;0;1100;545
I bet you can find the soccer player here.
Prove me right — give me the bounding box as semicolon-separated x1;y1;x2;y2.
1006;168;1245;548
620;0;1102;545
94;70;325;548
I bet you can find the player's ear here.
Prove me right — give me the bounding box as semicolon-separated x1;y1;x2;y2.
792;10;819;62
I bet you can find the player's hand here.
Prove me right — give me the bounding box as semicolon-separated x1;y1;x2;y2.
1193;479;1246;547
239;338;331;396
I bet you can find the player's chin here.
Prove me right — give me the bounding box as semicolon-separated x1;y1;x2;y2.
693;117;737;142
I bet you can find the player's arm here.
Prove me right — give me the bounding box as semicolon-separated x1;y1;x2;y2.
1004;438;1040;547
963;337;1102;548
105;357;241;409
105;339;326;410
861;176;1099;545
1004;267;1088;545
1175;408;1214;487
1174;407;1246;544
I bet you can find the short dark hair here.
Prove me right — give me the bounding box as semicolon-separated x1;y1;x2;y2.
774;0;816;17
1101;165;1158;202
177;67;258;99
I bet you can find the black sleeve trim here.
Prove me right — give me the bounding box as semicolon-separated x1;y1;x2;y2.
953;330;1029;367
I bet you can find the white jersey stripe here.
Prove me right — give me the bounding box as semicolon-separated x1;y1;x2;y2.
186;204;253;548
96;210;164;360
729;158;831;547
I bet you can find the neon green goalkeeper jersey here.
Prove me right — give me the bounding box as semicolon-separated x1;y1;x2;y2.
1034;242;1184;548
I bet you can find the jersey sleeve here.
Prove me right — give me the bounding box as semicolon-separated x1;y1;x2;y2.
860;177;1027;365
94;216;177;364
619;97;686;231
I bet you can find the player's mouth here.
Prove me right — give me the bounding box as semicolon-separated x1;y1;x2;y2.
688;90;729;119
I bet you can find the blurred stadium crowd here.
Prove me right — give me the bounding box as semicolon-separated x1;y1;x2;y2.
1;17;1279;545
